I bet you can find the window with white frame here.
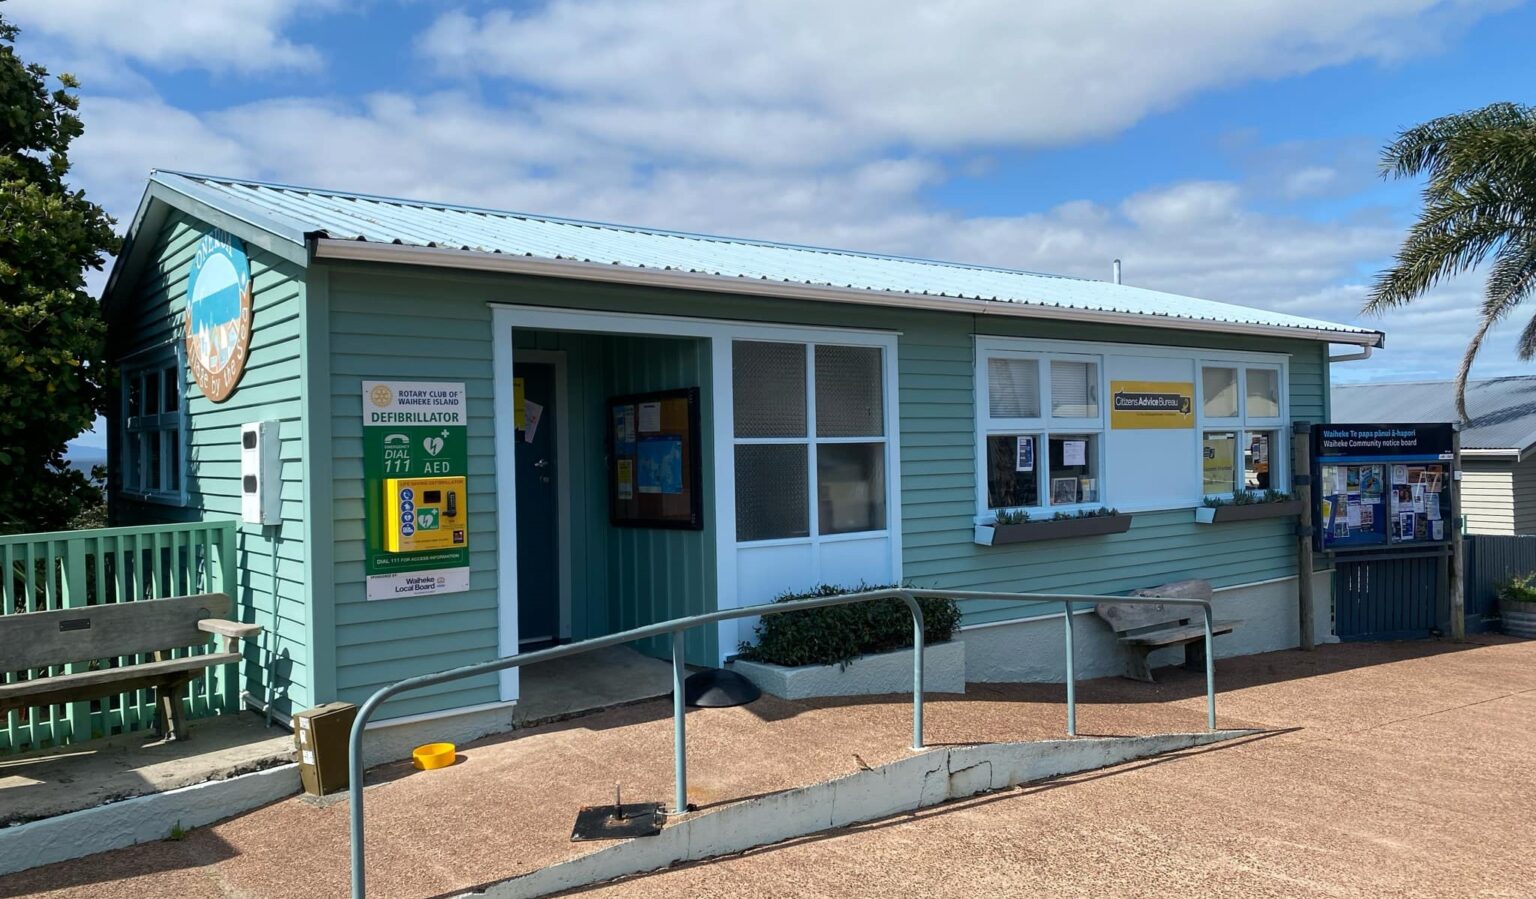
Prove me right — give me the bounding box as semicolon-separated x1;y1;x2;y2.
733;340;888;541
1199;363;1286;497
978;349;1105;515
121;349;187;504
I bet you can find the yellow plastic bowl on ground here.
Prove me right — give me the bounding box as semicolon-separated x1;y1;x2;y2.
412;742;457;770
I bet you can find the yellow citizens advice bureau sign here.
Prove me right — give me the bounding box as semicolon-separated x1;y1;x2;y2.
1110;380;1194;429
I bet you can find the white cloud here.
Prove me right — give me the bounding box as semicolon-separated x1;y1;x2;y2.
5;0;326;74
419;0;1507;166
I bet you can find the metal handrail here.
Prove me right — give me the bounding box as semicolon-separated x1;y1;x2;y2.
346;589;1217;898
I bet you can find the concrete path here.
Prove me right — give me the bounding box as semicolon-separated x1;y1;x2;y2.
1;637;1531;898
582;636;1536;899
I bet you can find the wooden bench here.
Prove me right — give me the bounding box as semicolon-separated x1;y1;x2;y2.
1095;580;1240;683
0;593;260;742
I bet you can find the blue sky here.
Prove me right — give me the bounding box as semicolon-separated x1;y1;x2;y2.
10;0;1536;452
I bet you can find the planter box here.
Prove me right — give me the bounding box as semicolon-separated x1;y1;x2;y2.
1502;600;1536;638
728;640;965;700
1194;500;1303;525
974;514;1133;546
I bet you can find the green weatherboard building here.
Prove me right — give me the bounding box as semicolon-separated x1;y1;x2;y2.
102;171;1384;741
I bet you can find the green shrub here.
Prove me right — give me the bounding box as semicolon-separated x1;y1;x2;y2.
737;583;962;669
1497;572;1536;605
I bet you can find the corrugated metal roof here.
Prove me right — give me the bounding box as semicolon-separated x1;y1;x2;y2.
1332;377;1536;452
148;170;1382;345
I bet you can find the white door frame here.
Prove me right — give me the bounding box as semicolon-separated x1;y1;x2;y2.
491;303;902;698
512;349;572;642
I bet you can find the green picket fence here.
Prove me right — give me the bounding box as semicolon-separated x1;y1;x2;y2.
1;520;240;753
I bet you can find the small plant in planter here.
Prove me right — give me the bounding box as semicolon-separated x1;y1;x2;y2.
1195;489;1302;524
978;506;1131;545
736;583;961;670
1496;572;1536;638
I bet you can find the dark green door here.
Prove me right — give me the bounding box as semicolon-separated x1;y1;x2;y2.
515;362;560;645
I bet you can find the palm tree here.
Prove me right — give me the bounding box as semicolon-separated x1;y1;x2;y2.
1365;102;1536;424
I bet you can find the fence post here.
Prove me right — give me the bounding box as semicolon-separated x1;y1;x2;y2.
1203;606;1216;731
1292;421;1317;651
671;630;688;814
1063;600;1077;737
60;537;94;741
1450;425;1466;640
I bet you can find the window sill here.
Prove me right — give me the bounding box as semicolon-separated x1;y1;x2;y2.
117;490;188;508
974;513;1133;546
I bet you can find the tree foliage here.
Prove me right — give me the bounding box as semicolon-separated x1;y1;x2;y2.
1366;102;1536;424
0;14;119;533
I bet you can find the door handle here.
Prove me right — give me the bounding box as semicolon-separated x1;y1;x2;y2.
534;459;549;469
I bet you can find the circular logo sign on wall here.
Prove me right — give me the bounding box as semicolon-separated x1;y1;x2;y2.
184;229;254;403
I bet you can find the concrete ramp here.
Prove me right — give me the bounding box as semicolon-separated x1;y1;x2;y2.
467;728;1258;899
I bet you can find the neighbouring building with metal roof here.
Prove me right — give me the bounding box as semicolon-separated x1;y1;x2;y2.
1334;377;1536;535
101;171;1367;743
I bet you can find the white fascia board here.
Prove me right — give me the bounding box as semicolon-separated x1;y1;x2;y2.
313;239;1385;348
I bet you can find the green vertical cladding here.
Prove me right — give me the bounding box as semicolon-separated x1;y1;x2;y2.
601;335;717;665
107;211;311;717
322;260;1334;718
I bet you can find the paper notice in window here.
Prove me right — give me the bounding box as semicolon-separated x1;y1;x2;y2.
1347;502;1361;527
1063;440;1087;467
638;401;662;433
522;401;543;444
1015;436;1034;472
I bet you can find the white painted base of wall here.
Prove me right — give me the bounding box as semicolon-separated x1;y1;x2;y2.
958;571;1336;683
362;701;519;769
728;640;966;700
467;728;1257;899
0;764;301;877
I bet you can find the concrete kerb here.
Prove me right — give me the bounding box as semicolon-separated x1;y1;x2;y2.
0;763;302;877
462;728;1260;899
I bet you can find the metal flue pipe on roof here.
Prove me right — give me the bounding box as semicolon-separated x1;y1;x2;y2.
1113;259;1122;284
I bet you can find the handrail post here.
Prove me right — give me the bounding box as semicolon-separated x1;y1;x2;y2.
901;591;924;750
671;630;688;814
348;688;392;899
1063;600;1077;737
1202;605;1216;731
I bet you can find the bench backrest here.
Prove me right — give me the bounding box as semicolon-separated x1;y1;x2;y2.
1096;579;1213;636
0;593;232;671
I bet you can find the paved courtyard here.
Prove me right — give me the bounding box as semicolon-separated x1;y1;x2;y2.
1;636;1532;898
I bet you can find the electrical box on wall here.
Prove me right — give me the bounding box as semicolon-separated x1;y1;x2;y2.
241;421;281;526
384;476;467;552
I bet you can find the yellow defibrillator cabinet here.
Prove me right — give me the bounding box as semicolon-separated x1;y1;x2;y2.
384;477;468;552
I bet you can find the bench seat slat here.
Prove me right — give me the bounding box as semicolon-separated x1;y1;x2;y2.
0;653;239;715
0;593;234;671
1119;620;1240;647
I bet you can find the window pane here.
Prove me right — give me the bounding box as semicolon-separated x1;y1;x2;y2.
1048;434;1098;505
986;434;1040;509
125;433;143;490
1203;431;1238;495
734;341;806;437
163;366;180;414
735;444;809;540
127;374;142;417
988;357;1040;418
147;431;165;491
815;345;883;437
1050;360;1099;418
143;370;161;416
1244;431;1281;491
817;442;886;534
1247;368;1280;419
1202;367;1238;418
168;429;181;492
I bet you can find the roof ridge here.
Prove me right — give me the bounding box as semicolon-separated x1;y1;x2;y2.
157;169;1087;284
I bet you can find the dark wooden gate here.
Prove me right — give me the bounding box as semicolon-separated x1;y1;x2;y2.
1334;548;1449;641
